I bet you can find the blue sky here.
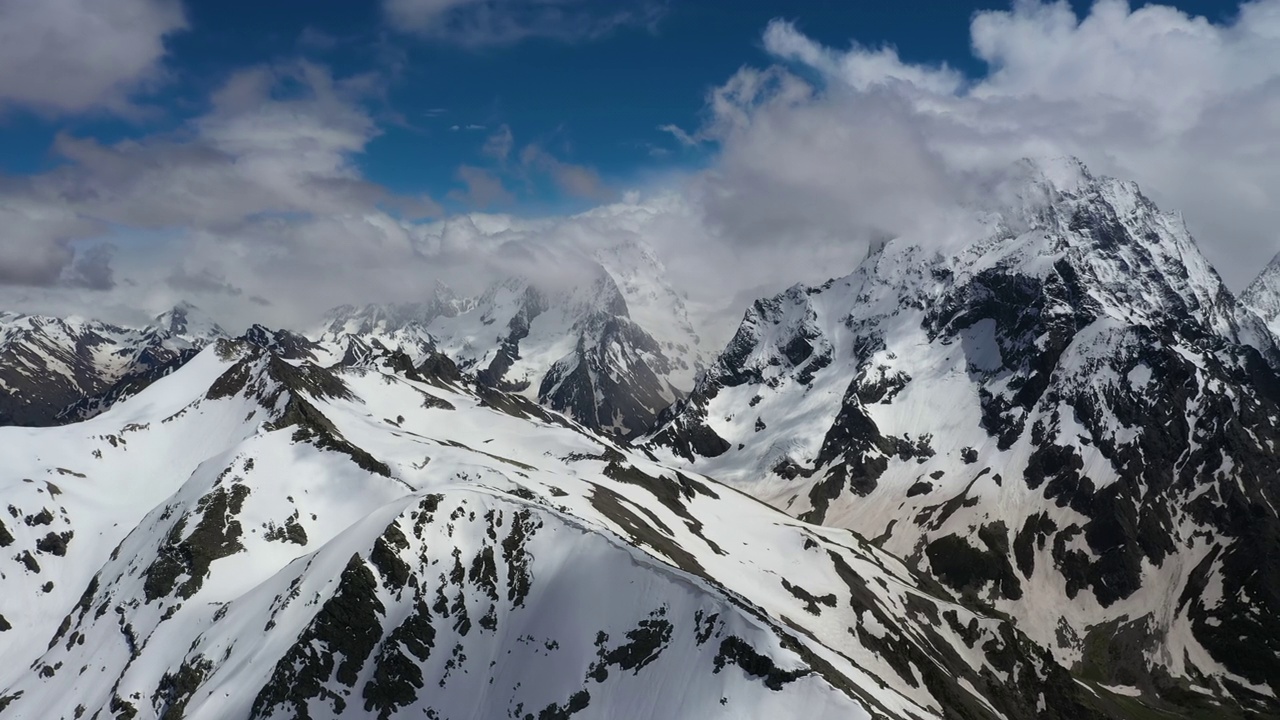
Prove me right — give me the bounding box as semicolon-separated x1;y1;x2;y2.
0;0;1244;209
0;0;1276;328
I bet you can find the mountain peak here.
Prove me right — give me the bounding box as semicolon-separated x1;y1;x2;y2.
1239;250;1280;335
321;284;467;337
153;301;225;340
1034;155;1092;192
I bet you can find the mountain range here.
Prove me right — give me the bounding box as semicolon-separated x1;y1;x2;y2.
1;158;1278;719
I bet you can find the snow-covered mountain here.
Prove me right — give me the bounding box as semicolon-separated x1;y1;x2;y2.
1239;251;1280;339
316;281;472;368
0;336;1122;719
314;240;704;438
647;158;1280;715
3;159;1279;718
0;303;225;426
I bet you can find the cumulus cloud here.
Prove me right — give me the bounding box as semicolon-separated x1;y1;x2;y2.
23;62;388;237
384;0;662;47
690;2;1280;289
0;0;186;114
0;61;451;329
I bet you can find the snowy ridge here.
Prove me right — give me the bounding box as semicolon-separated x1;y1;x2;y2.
0;337;1126;719
648;159;1280;717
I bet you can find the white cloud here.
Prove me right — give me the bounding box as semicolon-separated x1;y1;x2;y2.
0;0;186;114
762;19;963;94
670;3;1280;290
383;0;662;46
0;61;453;328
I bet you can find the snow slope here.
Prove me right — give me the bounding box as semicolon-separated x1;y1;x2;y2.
0;338;1117;720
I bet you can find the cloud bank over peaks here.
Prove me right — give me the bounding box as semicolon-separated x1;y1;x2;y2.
711;1;1280;289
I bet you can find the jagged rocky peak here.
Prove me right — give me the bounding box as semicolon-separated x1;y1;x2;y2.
0;303;234;427
1239;251;1280;334
0;312;162;426
973;156;1241;338
592;237;707;385
450;265;688;437
646;158;1280;714
241;323;322;361
152;301;225;341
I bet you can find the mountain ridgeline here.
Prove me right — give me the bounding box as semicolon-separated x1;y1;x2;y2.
1;159;1279;718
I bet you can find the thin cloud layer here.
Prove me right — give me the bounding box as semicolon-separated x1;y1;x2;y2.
383;0;663;47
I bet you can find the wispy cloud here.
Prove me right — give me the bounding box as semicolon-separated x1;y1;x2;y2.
449;165;514;207
383;0;664;47
521;144;611;200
